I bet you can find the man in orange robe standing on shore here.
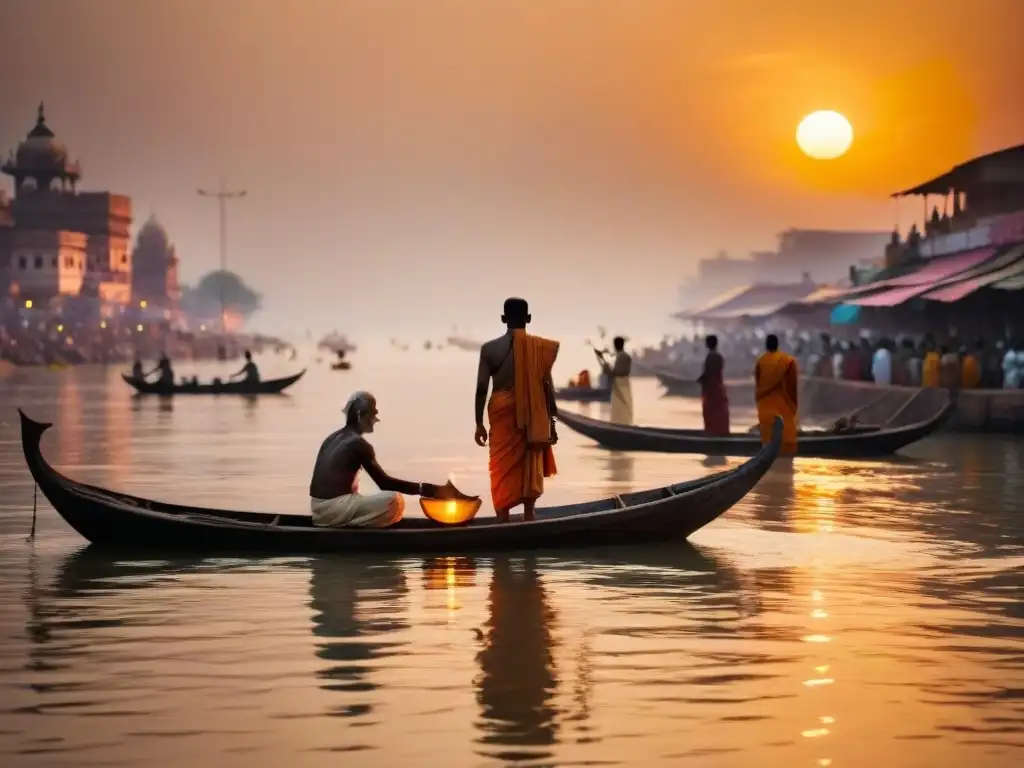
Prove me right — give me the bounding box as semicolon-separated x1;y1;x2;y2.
474;297;560;522
754;334;799;455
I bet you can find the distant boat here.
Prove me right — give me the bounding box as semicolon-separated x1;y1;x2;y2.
446;336;482;352
316;331;357;354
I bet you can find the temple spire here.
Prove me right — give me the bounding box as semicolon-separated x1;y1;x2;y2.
28;101;55;138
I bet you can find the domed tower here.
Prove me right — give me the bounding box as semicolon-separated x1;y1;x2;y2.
131;215;181;312
1;103;81;194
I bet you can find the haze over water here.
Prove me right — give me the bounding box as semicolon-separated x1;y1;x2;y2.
1;353;1022;767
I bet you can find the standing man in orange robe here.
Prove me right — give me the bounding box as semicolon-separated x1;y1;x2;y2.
754;334;799;455
474;298;560;522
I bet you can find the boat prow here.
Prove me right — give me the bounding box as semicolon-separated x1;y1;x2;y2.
557;399;953;459
18;409;784;554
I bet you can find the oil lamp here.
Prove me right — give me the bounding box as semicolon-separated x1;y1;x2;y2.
419;497;482;526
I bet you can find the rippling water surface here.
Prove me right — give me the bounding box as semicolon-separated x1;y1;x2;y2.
1;355;1022;767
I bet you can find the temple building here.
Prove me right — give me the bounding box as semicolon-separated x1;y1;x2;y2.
0;103;132;307
130;215;181;318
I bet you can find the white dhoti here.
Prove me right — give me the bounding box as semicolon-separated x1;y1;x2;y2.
310;492;405;528
610;377;634;425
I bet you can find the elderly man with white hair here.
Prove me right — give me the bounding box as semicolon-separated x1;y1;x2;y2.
309;391;470;527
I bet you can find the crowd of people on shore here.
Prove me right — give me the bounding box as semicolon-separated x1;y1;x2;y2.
641;329;1024;390
0;305;285;367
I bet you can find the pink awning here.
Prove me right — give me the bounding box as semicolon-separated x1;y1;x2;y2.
885;247;997;286
827;247;997;304
845;282;938;307
923;252;1024;302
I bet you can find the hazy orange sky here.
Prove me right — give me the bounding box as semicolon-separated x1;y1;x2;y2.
1;0;1021;337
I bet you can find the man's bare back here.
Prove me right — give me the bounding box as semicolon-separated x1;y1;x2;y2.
474;330;558;441
309;427;427;500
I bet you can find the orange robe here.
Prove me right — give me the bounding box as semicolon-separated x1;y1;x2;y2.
922;352;941;388
755;351;799;455
488;330;559;512
577;369;591;389
961;354;981;388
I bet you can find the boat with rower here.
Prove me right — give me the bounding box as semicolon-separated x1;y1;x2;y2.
18;409;782;554
556;398;953;458
121;370;305;395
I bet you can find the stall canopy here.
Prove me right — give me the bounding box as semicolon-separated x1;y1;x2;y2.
845;245;1016;307
994;274;1024;290
839;247;997;307
676;281;818;321
921;244;1024;302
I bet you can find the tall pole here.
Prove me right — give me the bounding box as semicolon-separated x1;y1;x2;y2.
197;178;247;332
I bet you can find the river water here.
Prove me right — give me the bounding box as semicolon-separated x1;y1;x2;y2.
0;354;1022;767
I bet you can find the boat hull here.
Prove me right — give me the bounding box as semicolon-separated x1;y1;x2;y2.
556;401;952;459
18;410;782;554
122;370;305;395
656;371;1021;435
555;386;612;403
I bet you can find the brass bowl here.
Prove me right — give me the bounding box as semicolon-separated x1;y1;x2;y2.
419;497;482;526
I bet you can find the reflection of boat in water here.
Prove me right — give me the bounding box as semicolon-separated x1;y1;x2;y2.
309;555;409;720
20;409;782;553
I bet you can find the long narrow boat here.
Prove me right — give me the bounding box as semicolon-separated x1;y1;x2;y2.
556;399;953;458
18;409;782;554
554;386;612;403
656;368;751;398
655;368;1023;435
121;370;305;395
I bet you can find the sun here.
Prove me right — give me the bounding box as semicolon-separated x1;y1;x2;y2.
796;111;854;160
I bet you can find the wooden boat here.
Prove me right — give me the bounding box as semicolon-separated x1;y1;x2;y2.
656;368;749;398
18;409;782;554
554;386;612;403
556;399;953;458
121;370;305;395
655;370;701;397
330;361;351;371
655;368;1022;435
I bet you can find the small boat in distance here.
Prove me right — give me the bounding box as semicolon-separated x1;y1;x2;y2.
17;409;783;554
554;386;612;403
121;370;305;396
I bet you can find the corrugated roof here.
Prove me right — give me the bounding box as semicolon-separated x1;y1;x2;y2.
892;143;1024;197
685;281;819;320
920;244;1024;302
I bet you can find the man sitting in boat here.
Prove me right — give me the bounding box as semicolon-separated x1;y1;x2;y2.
131;356;144;380
474;297;559;523
754;334;799;455
145;354;174;388
596;336;633;424
229;350;260;384
309;391;469;527
575;369;592;389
